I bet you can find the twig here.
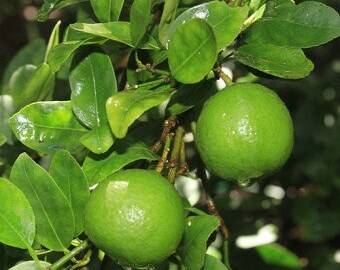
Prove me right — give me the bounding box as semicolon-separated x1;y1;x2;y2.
176;140;189;176
168;126;185;184
47;239;91;270
214;67;233;86
151;116;177;153
155;135;172;173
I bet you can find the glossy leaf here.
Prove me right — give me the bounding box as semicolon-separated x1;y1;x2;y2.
69;22;160;50
158;0;180;47
70;50;117;129
168;18;217;84
37;0;87;21
0;95;14;145
10;153;75;251
0;178;35;249
2;39;45;86
169;2;249;51
45;21;61;63
130;0;152;47
235;43;314;79
244;1;340;48
80;123;115;154
90;0;124;22
256;243;302;269
9;261;51;270
83;140;159;185
9;101;88;154
178;215;220;270
47;39;101;72
203;254;231;270
49;150;90;236
106;85;174;138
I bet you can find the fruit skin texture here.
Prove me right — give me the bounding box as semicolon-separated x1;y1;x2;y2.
196;83;294;183
84;169;185;269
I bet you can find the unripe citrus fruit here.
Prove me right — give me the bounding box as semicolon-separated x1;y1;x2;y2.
84;169;185;269
195;83;294;184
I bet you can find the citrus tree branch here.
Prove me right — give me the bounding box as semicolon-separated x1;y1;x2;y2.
168;126;185;183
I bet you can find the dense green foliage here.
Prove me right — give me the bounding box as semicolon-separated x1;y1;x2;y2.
0;0;339;270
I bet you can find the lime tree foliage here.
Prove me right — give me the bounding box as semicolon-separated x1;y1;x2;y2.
0;0;339;269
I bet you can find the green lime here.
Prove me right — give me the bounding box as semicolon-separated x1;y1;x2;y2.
195;83;294;184
84;169;185;269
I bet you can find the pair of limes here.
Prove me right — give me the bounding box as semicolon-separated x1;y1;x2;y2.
85;83;293;269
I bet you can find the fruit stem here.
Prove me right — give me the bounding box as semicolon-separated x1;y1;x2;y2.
168;126;185;183
46;239;91;270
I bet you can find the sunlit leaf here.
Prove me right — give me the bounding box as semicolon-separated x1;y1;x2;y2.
70;49;117;129
244;0;340;48
45;21;61;63
83;140;159;185
203;254;231;270
0;95;14;145
178;215;220;270
10;154;75;251
0;178;35;249
235;43;314;79
106;84;174;138
9;101;88;154
90;0;124;22
49;150;90;236
69;22;160;50
169;2;249;51
80;124;115;154
168;18;217;84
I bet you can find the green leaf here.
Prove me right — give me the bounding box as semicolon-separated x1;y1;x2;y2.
203;254;231;270
69;22;160;50
130;0;152;47
166;78;217;116
7;63;54;111
9;261;51;270
83;140;159;185
80;123;115;154
0;134;6;146
2;39;46;86
10;153;75;251
244;1;340;48
70;49;117;129
168;18;217;84
169;2;249;51
90;0;124;22
45;21;61;63
106;84;174;138
235;43;314;79
9;101;88;154
256;243;302;269
158;0;180;47
178;215;220;270
0;178;35;249
0;95;14;145
49;150;90;236
47;38;101;72
37;0;87;21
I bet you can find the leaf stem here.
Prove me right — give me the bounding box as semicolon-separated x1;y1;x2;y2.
168;126;185;183
46;239;91;270
28;246;43;270
135;51;171;77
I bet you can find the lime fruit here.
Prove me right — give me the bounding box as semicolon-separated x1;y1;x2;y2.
84;169;185;269
195;83;294;184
